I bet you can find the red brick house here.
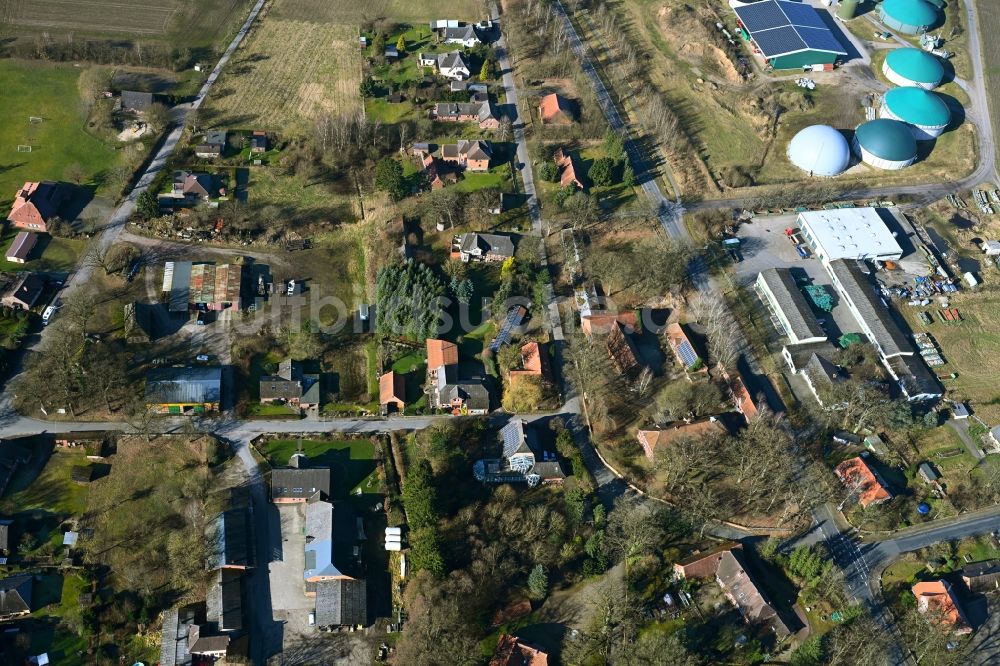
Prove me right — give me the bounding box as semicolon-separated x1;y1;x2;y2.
636;417;727;460
538;93;574;124
7;181;64;232
835;456;892;507
379;372;405;413
554;148;584;190
441;140;492;172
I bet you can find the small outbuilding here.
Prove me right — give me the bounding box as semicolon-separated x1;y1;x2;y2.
982;241;1000;257
5;232;37;264
918;462;940;484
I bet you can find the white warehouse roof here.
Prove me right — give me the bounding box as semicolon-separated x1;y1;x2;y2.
797;208;903;262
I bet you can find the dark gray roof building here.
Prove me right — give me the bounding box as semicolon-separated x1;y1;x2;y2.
827;259;912;359
0;574;31;619
121;90;154;112
315;578;367;627
963;560;1000;592
0;519;12;554
716;550;791;639
2;273;46;310
459;232;515;260
270;467;331;502
210;508;252;570
755;268;826;344
207;569;243;632
887;354;942;402
159;604;197;666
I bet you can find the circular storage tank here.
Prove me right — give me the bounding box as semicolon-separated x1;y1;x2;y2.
878;0;939;35
852;119;918;170
837;0;859;19
883;48;944;89
787;125;851;176
880;86;950;139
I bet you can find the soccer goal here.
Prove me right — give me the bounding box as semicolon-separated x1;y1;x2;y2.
16;145;32;153
28;116;43;124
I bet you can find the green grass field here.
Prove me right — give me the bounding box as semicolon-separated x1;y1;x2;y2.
264;437;381;495
0;227;86;273
0;60;122;206
1;447;91;517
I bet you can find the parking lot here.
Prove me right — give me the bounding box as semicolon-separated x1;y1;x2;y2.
735;214;866;342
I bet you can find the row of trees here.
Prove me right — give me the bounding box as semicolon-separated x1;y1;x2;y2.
15;33;197;70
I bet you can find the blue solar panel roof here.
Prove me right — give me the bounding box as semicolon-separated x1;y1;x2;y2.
797;25;846;52
736;1;787;32
734;0;847;58
779;1;828;29
752;26;807;57
677;341;699;368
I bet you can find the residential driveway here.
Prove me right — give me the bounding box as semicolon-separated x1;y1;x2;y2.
948;418;986;461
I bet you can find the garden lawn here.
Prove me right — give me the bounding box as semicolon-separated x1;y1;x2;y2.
0;228;86;273
264;438;380;496
455;169;510;193
1;447;90;517
0;60;121;205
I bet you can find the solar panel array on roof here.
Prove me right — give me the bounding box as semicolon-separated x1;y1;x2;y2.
677;340;699;368
734;0;847;59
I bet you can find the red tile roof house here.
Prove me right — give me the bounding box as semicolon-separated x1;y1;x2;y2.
636;417;727;460
433;101;502;129
490;634;549;666
666;322;707;374
720;367;760;423
554;148;584;190
5;232;37;264
510;341;552;387
607;320;644;375
912;580;972;635
538;93;574;124
835;455;892;507
379;371;405;413
7;181;64;232
580;311;638;337
674;543;791;639
426;338;459;375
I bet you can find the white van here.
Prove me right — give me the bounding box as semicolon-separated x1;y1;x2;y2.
42;305;57;326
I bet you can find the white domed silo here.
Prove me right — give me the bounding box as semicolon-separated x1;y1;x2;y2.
787;125;851;176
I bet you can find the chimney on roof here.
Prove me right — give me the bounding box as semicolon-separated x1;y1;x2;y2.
289;452;308;468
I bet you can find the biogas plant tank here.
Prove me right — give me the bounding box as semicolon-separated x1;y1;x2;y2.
879;87;951;140
786;125;851;176
883;48;944;90
852;119;917;170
